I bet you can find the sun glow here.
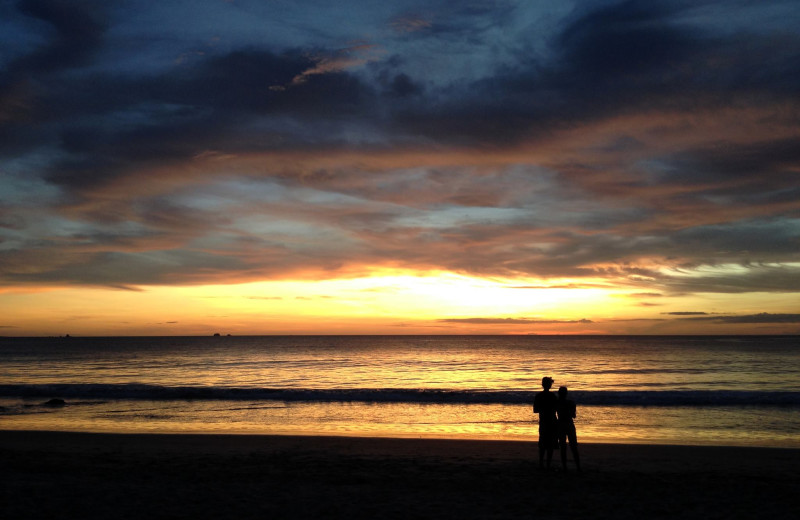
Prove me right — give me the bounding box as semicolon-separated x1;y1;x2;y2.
3;268;797;336
192;270;614;317
0;271;625;336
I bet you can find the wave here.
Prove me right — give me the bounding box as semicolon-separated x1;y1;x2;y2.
1;384;799;407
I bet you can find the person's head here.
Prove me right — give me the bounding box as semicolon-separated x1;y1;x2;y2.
558;386;568;398
542;376;554;390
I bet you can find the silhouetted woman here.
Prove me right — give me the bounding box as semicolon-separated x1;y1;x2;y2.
556;386;581;472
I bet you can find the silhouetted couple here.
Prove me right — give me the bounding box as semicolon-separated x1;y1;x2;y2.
533;376;581;472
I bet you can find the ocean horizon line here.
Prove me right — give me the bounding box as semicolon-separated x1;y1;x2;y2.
3;333;799;339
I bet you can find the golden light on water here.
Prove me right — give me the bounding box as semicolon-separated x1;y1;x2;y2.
4;397;794;446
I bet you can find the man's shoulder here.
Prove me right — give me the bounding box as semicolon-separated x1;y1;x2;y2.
534;391;556;403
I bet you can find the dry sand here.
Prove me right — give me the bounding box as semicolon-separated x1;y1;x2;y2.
2;430;798;519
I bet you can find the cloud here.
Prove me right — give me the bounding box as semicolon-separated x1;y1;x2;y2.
678;313;800;324
438;317;593;325
387;1;800;146
13;0;107;74
390;15;432;34
286;43;383;88
512;283;614;290
609;318;667;322
1;0;107;150
660;263;800;294
0;0;798;303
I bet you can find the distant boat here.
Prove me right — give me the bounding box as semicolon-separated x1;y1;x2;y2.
213;333;221;337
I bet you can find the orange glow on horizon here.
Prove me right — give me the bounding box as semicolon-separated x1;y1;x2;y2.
1;269;798;336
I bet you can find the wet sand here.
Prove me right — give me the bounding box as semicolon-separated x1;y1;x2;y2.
2;430;798;519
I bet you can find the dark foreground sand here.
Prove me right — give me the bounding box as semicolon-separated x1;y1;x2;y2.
2;431;798;520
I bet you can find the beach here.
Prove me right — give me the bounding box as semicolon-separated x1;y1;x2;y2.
2;431;798;519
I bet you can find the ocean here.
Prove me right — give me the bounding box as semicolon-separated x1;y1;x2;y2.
1;335;798;447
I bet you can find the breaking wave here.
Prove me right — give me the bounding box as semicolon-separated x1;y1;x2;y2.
1;384;798;407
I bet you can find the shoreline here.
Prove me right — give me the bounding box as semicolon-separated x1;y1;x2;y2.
3;430;799;519
2;424;798;449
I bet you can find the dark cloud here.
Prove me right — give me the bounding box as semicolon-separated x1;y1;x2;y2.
0;0;107;152
178;48;371;117
6;0;799;194
678;313;800;324
608;318;667;322
677;219;799;261
660;263;800;294
382;72;424;98
16;46;376;192
555;0;697;88
655;138;800;188
13;0;106;74
394;1;800;146
551;1;800;108
1;249;247;287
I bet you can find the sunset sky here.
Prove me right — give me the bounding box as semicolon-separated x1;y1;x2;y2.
1;0;799;335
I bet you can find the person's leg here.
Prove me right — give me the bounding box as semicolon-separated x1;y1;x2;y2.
539;445;545;468
538;426;546;468
568;429;580;472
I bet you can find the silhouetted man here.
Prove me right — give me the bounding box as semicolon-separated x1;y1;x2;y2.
533;376;558;469
556;385;581;473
